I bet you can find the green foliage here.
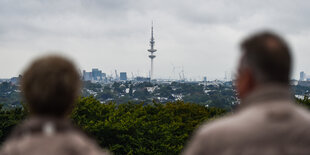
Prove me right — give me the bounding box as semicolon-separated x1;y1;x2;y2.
71;97;226;155
83;81;102;90
133;88;149;99
0;105;26;144
0;96;226;154
3;96;310;154
296;96;310;110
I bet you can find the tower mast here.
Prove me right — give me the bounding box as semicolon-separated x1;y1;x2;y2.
148;22;157;80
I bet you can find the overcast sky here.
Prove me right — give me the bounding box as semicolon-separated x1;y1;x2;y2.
0;0;310;80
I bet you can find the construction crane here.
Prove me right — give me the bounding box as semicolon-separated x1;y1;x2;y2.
115;70;119;80
131;72;134;80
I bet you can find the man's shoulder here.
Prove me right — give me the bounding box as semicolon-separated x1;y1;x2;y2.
199;102;310;137
194;102;310;145
195;111;249;141
183;103;310;155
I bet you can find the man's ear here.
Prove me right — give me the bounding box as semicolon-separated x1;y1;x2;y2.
237;68;256;99
244;69;257;93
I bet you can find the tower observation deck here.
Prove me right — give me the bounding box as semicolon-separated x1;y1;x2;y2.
148;23;157;80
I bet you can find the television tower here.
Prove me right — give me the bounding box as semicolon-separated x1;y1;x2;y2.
148;22;157;80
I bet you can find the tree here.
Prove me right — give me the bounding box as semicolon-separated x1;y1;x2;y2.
71;97;227;154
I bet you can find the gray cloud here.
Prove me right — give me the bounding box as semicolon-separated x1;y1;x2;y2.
0;0;309;80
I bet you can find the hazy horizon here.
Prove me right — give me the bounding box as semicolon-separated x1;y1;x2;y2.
1;0;310;80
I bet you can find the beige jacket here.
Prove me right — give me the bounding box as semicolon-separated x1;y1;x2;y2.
183;85;310;155
0;117;110;155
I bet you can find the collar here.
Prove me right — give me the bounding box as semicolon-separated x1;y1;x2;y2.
240;84;294;108
10;116;75;138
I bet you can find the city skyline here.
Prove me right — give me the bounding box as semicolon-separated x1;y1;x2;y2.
1;0;310;80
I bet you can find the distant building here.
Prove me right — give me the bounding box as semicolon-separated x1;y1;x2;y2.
92;68;103;81
102;73;107;78
10;75;21;85
203;77;207;82
298;81;310;87
300;71;306;81
83;70;92;81
120;72;127;81
0;79;9;84
83;69;106;82
135;76;150;82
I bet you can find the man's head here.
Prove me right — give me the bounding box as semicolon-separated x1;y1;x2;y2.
21;55;81;118
236;31;292;99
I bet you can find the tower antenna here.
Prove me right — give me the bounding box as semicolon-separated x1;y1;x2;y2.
148;21;157;80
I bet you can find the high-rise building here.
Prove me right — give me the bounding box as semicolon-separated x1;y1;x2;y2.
300;71;306;81
83;69;106;82
148;22;157;80
83;70;92;81
92;68;103;81
120;72;127;81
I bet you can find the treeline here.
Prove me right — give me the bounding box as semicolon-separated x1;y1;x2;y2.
72;97;226;154
0;97;226;154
